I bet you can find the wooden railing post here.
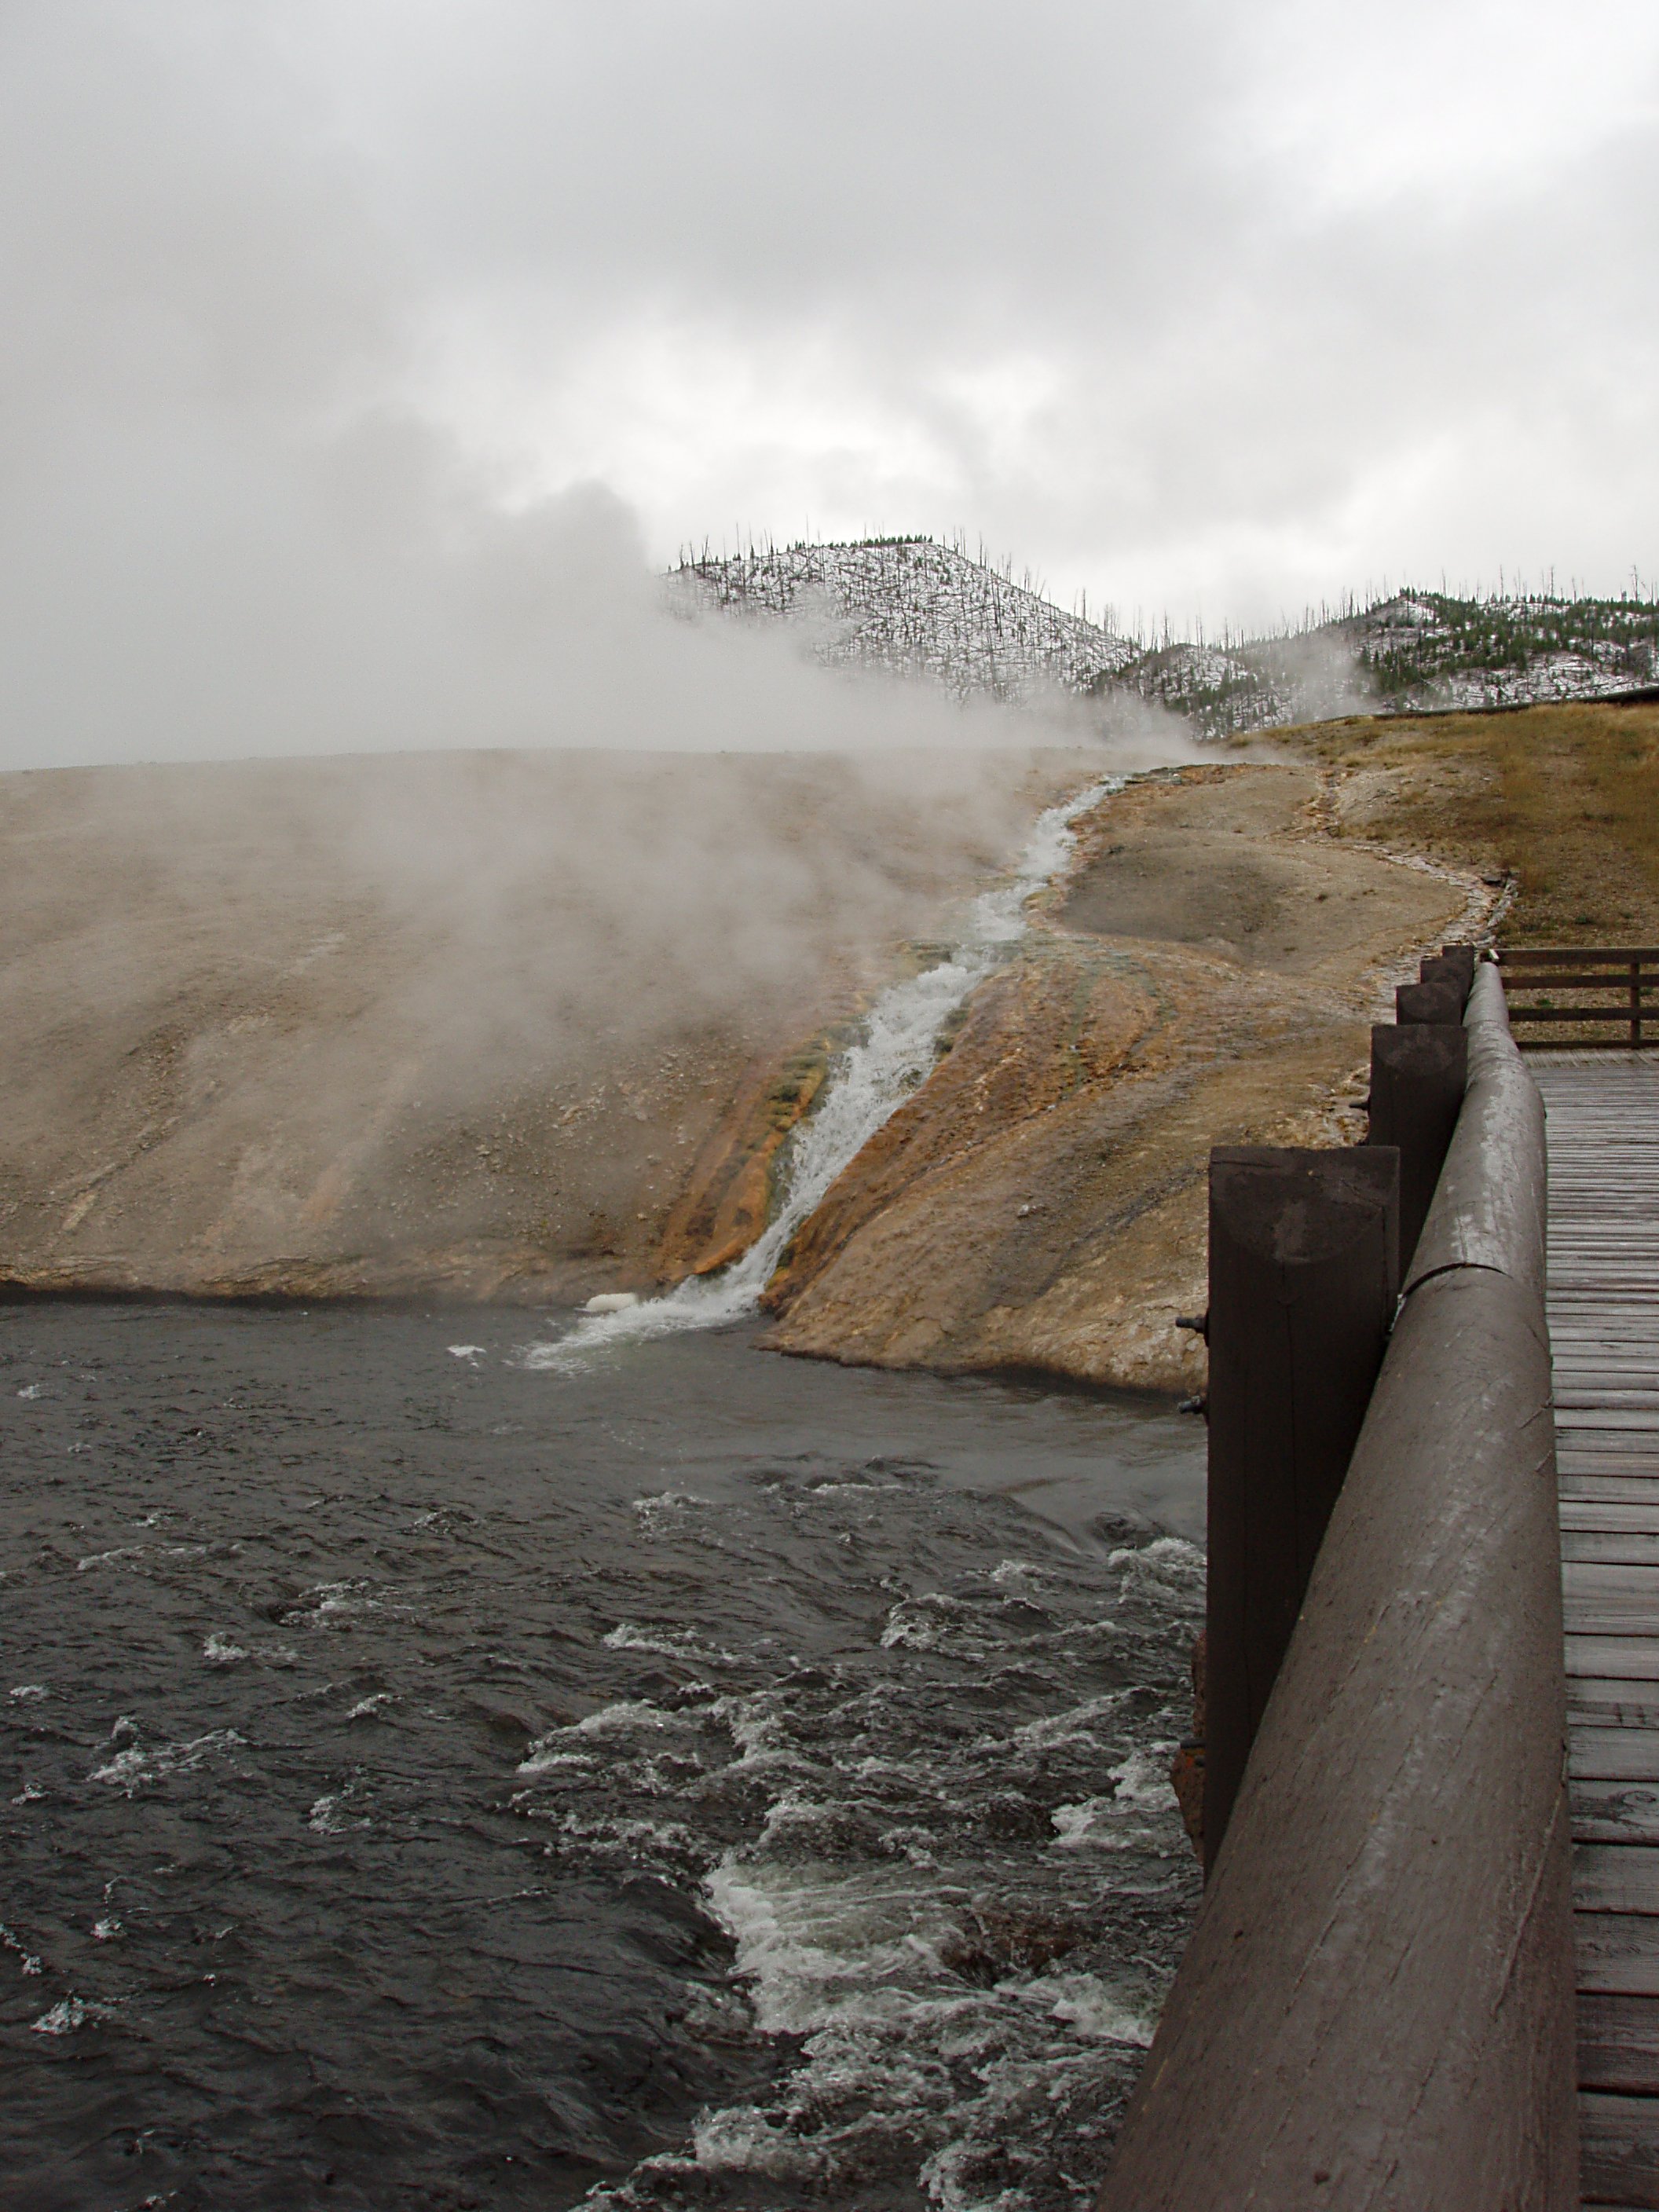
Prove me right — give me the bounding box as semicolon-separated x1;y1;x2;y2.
1429;943;1478;998
1634;957;1643;1049
1203;1146;1401;1871
1420;947;1475;1002
1368;1023;1468;1271
1397;976;1464;1025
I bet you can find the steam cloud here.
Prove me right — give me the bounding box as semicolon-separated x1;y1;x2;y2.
0;4;1141;774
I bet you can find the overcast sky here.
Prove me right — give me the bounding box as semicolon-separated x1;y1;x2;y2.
4;1;1657;764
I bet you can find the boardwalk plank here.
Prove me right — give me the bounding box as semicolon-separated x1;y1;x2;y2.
1575;1734;1659;1782
1580;1917;1659;1995
1581;1994;1659;2094
1566;1565;1659;1604
1576;1848;1659;1915
1571;1690;1659;1732
1567;1537;1659;1566
1582;2092;1659;2206
1575;1782;1659;1844
1569;1639;1659;1679
1522;1057;1659;2191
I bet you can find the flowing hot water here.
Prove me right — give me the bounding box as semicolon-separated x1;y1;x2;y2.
530;775;1126;1367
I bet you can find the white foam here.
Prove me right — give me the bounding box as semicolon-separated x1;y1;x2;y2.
90;1727;245;1796
1007;1688;1130;1752
1021;1972;1154;2046
690;2107;823;2182
283;1578;390;1628
307;1790;371;1834
630;1489;715;1533
522;775;1122;1372
604;1621;742;1665
1107;1744;1181;1808
203;1632;295;1668
31;1995;107;2035
517;1698;679;1774
1;1922;44;1973
1108;1536;1206;1596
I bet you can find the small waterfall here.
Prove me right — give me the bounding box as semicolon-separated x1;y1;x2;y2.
526;773;1120;1369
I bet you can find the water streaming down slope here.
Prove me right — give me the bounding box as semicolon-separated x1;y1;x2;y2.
531;776;1123;1374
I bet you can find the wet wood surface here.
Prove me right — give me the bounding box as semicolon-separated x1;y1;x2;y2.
1099;970;1577;2210
1537;1053;1659;2207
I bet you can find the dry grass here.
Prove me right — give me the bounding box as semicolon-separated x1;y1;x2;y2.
1273;701;1659;947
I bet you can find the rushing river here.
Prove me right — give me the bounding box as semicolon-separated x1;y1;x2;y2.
2;1299;1203;2211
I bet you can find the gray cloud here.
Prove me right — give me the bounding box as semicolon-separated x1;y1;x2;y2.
2;0;1656;771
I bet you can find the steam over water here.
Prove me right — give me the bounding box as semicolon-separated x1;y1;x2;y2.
2;1303;1202;2210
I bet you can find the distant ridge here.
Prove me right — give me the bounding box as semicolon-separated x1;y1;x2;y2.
670;538;1659;737
667;537;1136;703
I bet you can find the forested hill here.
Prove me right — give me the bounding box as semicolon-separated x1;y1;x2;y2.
670;537;1659;738
668;537;1136;702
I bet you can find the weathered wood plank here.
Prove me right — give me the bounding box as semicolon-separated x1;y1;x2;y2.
1564;1520;1659;1548
1581;2090;1659;2206
1571;1689;1659;1733
1580;1993;1659;2094
1578;1847;1659;1915
1575;1781;1659;1844
1566;1605;1659;1641
1566;1565;1659;1600
1569;1536;1659;1569
1564;1486;1659;1512
1579;1914;1659;1994
1574;1734;1659;1782
1569;1637;1659;1679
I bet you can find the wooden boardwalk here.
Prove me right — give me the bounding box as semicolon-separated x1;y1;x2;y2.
1537;1053;1659;2207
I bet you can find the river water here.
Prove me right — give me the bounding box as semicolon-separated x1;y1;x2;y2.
2;1298;1203;2211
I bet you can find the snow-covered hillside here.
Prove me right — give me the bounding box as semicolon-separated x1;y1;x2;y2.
668;537;1137;702
1348;591;1659;713
669;538;1659;737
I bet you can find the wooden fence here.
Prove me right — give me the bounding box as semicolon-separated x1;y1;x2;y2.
1097;957;1577;2210
1500;946;1659;1049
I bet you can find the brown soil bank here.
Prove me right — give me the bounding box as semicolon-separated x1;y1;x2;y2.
1277;698;1659;947
760;762;1485;1394
0;746;1090;1305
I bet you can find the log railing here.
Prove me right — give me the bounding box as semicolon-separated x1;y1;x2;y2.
1097;957;1577;2210
1499;946;1659;1049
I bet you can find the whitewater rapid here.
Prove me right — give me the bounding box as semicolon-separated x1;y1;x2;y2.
526;774;1121;1371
